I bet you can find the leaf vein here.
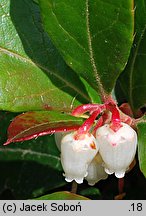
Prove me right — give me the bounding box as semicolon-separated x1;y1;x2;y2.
50;6;90;57
0;147;60;161
0;46;89;101
85;0;105;99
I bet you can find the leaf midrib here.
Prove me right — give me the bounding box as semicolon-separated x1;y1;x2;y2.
0;147;60;161
85;0;105;99
0;46;90;101
8;118;81;141
50;4;90;56
0;147;61;170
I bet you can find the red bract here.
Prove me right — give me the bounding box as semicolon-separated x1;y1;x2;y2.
72;100;133;140
4;100;135;147
4;111;84;145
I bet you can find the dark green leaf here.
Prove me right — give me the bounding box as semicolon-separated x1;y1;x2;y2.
0;111;63;170
0;111;66;199
0;0;91;112
116;0;146;113
79;187;101;199
0;161;66;199
80;77;101;104
39;0;133;97
33;0;39;4
1;137;62;170
35;191;89;200
5;111;84;144
136;115;146;177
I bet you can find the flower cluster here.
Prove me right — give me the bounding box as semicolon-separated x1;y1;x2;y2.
55;101;137;185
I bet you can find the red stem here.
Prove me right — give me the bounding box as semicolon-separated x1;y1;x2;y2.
93;116;103;135
74;110;101;139
72;104;105;117
111;106;122;131
106;103;122;132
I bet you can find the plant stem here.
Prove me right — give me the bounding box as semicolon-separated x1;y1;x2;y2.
71;181;78;194
72;104;102;116
118;178;124;194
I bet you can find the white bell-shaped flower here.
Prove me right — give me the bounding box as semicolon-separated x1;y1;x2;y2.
61;132;99;184
54;132;69;151
85;153;108;186
96;123;137;178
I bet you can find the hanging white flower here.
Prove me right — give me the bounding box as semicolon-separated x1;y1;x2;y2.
96;122;137;178
61;132;99;184
54;132;69;151
85;153;108;186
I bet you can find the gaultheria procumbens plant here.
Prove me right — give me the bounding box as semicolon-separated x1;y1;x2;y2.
0;0;146;199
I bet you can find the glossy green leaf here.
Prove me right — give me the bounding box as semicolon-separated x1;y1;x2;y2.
116;0;146;113
1;137;62;171
5;111;84;145
35;191;89;200
80;77;101;104
33;0;39;4
79;187;101;200
0;111;62;169
137;115;146;178
0;0;91;112
0;161;66;199
39;0;133;97
0;111;66;199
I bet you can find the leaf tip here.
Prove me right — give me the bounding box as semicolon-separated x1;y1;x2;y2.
3;139;11;146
